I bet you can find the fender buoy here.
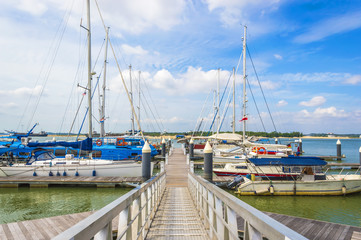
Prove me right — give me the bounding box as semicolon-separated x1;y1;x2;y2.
56;171;60;176
269;185;274;194
49;171;53;176
75;171;79;176
92;170;96;176
96;139;103;146
63;171;67;176
342;185;347;195
33;171;37;176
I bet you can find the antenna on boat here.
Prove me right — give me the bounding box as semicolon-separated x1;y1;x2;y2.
86;0;93;158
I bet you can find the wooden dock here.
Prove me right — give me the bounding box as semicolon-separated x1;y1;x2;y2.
0;176;143;188
0;149;360;239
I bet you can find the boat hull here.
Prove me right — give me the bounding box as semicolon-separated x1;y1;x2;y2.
0;162;152;177
236;175;361;196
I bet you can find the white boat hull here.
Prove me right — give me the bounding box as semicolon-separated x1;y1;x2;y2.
236;174;361;196
0;162;152;177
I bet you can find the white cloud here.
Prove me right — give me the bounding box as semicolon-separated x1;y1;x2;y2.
16;0;48;16
299;96;326;107
300;107;348;118
277;100;287;107
344;75;361;85
274;54;283;60
294;10;361;43
99;0;187;34
121;44;149;56
0;102;18;108
151;67;231;95
203;0;284;35
0;86;43;97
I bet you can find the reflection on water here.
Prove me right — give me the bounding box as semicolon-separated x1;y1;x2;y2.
225;189;361;227
0;187;131;224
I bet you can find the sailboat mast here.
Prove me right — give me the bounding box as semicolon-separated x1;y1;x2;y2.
129;65;134;135
138;71;141;131
86;0;92;140
100;27;109;138
217;68;220;134
232;67;235;134
242;26;247;142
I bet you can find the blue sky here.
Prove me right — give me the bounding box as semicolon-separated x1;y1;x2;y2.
0;0;361;134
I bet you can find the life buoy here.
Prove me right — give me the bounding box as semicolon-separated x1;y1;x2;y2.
96;139;102;146
252;146;266;154
258;147;266;155
116;138;127;146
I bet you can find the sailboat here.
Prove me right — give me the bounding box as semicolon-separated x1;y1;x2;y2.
0;0;152;177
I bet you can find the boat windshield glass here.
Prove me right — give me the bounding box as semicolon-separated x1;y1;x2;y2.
37;152;56;161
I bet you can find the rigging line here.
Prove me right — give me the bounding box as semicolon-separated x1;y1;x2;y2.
206;71;232;135
219;93;233;131
64;35;105;137
139;75;165;131
26;1;76;131
16;0;76;132
200;98;214;136
94;0;145;141
140;97;157;132
247;47;278;133
246;77;267;132
217;80;233;133
140;88;162;132
75;71;102;140
191;90;212;137
58;39;87;136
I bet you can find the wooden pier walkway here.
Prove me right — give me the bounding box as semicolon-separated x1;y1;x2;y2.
146;148;208;239
0;148;361;239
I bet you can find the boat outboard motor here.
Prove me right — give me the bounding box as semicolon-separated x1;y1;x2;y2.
227;175;244;189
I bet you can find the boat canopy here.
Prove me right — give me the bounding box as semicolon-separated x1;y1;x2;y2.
208;133;243;141
249;156;327;166
28;138;92;151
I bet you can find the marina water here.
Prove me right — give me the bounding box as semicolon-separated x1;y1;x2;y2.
0;138;360;227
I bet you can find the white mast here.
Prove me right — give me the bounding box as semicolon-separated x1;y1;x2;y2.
232;67;235;134
86;0;92;140
138;71;141;131
100;27;109;138
217;68;220;134
242;26;247;142
129;65;134;135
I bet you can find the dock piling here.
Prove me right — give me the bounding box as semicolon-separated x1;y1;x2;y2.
142;141;151;181
203;141;213;182
189;138;194;159
337;139;341;161
161;138;166;157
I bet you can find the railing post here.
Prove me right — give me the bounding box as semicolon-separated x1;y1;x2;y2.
215;196;225;239
226;206;238;240
94;222;112;240
190;161;194;173
186;154;190;164
244;221;262;240
160;161;165;173
142;141;151;181
207;190;215;238
131;198;140;238
117;206;131;240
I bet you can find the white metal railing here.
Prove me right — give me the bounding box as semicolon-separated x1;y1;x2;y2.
188;172;308;240
53;171;166;240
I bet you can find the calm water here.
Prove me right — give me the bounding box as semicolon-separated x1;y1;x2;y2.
0;187;131;224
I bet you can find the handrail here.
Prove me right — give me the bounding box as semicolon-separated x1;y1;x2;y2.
188;172;307;240
53;171;166;240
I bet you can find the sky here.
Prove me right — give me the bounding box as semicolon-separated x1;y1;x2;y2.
0;0;361;135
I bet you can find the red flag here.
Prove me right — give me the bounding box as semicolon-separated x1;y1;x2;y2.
82;92;86;96
240;117;248;122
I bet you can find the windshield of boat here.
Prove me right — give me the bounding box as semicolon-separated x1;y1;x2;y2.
34;151;56;161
